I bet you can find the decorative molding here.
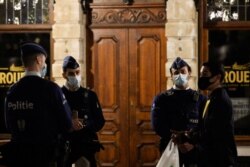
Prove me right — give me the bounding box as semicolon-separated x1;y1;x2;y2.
100;119;119;135
137;143;159;166
91;8;166;26
97;141;119;166
136;120;156;135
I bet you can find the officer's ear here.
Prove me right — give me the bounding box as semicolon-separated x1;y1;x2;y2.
62;71;68;80
36;54;44;65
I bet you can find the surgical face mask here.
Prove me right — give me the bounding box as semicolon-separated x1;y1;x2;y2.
198;76;214;90
173;74;188;87
67;75;81;89
40;64;47;78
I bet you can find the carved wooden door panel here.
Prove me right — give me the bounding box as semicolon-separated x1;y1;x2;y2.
90;28;166;167
128;28;166;167
88;3;166;166
91;29;130;167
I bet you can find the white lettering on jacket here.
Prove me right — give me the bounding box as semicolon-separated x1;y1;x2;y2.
8;101;34;111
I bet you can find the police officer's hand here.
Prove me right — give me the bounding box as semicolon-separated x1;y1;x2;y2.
178;142;194;153
171;130;185;144
171;133;179;144
171;130;191;144
72;119;84;131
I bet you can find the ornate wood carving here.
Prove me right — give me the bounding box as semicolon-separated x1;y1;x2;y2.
89;8;166;166
91;4;166;27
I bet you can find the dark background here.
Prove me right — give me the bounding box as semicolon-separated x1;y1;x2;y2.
209;30;250;135
0;33;50;133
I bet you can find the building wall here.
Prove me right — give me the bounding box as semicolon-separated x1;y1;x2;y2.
165;0;198;90
52;0;86;86
52;0;199;89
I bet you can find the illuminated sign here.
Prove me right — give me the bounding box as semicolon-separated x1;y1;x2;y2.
0;64;25;87
224;62;250;87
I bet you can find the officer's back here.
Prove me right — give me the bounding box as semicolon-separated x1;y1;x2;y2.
4;42;72;167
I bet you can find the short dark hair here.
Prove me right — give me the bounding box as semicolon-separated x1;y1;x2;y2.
20;42;47;67
21;53;39;67
202;62;225;82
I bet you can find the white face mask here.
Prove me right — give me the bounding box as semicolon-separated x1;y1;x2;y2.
40;64;47;78
172;74;189;87
67;75;81;90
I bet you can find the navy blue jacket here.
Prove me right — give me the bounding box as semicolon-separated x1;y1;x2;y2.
151;88;206;165
5;75;72;143
4;75;72;166
61;86;105;143
152;88;205;140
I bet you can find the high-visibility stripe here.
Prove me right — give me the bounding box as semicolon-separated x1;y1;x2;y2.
202;99;211;118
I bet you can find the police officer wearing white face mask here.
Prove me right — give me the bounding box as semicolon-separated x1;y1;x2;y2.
4;42;72;167
151;57;206;167
61;56;105;167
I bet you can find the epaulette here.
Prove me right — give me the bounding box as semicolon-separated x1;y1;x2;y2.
83;87;90;98
163;90;174;96
193;91;199;102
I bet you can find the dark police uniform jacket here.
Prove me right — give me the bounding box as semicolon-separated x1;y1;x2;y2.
151;88;206;165
4;74;72;167
61;86;105;155
197;87;238;167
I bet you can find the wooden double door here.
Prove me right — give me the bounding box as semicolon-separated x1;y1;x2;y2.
89;27;166;167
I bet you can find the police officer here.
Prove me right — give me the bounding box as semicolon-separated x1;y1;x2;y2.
196;62;238;167
151;57;206;167
4;42;72;167
61;56;105;167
